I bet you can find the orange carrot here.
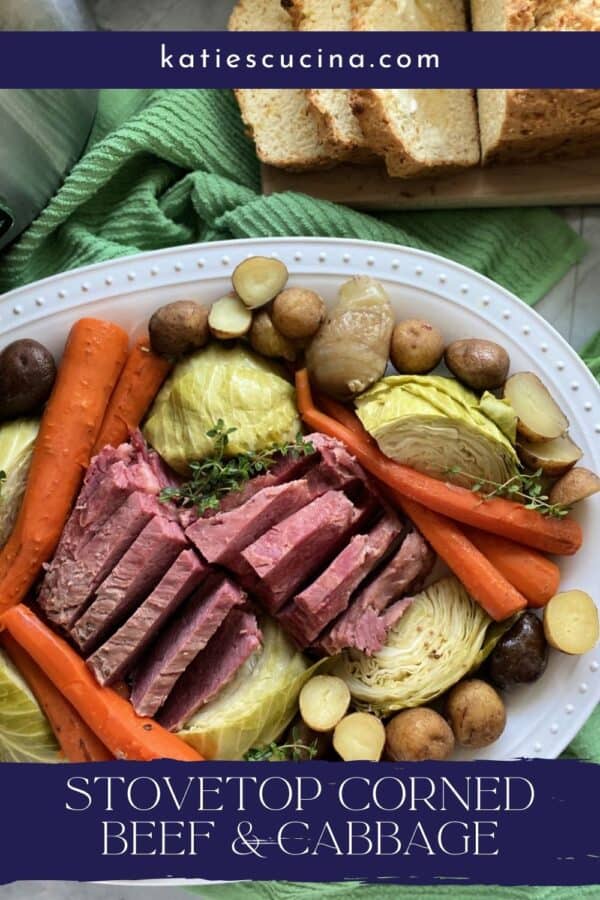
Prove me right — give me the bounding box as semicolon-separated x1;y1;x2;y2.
295;369;582;557
1;633;112;762
93;335;171;454
0;319;129;608
1;605;203;762
463;528;560;609
397;498;527;620
314;392;376;443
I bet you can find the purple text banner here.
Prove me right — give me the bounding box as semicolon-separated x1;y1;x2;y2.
1;759;599;885
0;32;599;89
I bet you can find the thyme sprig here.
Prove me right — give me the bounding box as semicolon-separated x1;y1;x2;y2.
160;420;315;515
244;733;319;762
447;466;571;518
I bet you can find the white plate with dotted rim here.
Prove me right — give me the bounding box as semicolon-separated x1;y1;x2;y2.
1;236;598;762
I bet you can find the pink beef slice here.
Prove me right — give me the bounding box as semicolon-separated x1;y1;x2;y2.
278;507;404;648
130;574;246;718
70;517;188;654
239;490;358;613
37;442;162;620
38;491;160;629
157;609;262;732
87;550;208;686
186;479;319;566
319;529;435;656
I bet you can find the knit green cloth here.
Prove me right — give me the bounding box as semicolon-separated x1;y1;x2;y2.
0;88;597;896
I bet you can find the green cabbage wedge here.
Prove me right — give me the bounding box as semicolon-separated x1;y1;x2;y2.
334;576;492;715
0;417;39;548
177;618;316;760
355;375;518;488
144;343;300;474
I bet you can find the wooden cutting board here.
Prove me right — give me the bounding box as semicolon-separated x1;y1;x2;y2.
262;156;600;210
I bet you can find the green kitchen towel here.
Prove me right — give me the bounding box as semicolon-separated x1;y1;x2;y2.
0;89;587;303
0;87;597;897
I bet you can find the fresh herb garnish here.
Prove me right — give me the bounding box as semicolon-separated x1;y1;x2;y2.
447;466;571;518
244;733;319;762
160;420;315;515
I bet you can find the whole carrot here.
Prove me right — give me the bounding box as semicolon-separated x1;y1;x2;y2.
463;528;560;609
1;605;203;762
0;319;129;609
93;335;171;454
1;633;112;762
295;369;582;557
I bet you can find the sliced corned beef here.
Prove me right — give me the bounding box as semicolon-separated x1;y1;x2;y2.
319;529;434;655
278;508;403;647
130;574;246;717
87;549;208;686
38;442;161;616
186;479;317;566
157;609;261;732
38;491;160;628
70;517;188;653
239;490;357;613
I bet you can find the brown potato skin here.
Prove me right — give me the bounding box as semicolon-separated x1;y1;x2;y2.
0;339;56;419
518;436;582;477
272;288;326;340
446;679;506;749
487;613;548;690
385;708;455;761
149;300;209;357
391;319;444;375
250;311;298;361
445;339;509;390
549;467;600;507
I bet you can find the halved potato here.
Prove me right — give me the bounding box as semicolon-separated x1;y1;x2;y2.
333;712;386;762
299;676;351;733
544;590;599;655
208;293;252;339
519;434;582;477
504;372;569;442
232;256;289;309
549;467;600;507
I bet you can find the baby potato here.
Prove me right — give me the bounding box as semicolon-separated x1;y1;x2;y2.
504;372;569;442
549;467;600;507
299;676;351;733
0;339;56;419
446;679;506;749
272;288;326;340
149;300;209;358
390;319;444;375
306;276;394;400
249;311;297;361
445;339;510;391
488;612;548;690
208;293;252;340
333;712;386;762
519;434;582;477
544;590;599;655
385;708;455;761
232;256;289;309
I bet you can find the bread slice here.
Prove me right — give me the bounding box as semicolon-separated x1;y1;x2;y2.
351;1;480;177
282;0;375;161
472;1;600;164
229;0;337;171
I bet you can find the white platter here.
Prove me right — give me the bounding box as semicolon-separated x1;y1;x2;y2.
1;236;598;761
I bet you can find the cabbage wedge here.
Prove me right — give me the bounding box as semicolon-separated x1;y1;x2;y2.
0;418;39;548
144;343;300;474
334;577;492;715
177;618;316;760
355;375;518;488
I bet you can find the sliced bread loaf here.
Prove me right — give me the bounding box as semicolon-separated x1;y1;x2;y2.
229;0;337;171
283;0;375;161
472;1;600;164
351;1;480;177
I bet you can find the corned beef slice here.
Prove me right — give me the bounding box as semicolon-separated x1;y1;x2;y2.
38;491;160;628
186;479;317;565
71;517;188;653
158;609;261;732
239;490;358;613
320;529;434;655
130;575;246;717
279;507;404;647
87;549;208;686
